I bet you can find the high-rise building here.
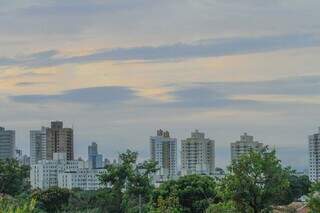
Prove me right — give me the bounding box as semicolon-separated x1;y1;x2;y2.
0;127;15;160
30;127;48;165
47;121;74;160
30;121;74;163
309;127;320;182
150;129;177;181
88;142;103;169
231;133;264;161
181;130;215;175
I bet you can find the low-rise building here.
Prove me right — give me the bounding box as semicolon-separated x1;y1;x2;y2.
58;168;105;190
30;152;105;190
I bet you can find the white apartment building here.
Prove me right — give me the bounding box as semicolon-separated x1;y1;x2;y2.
58;169;105;190
309;127;320;182
181;130;215;176
150;129;177;181
231;133;264;161
0;127;15;160
31;153;105;190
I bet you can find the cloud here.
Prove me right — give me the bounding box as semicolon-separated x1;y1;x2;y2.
196;75;320;96
15;81;52;87
22;0;151;16
10;86;138;104
9;75;320;109
165;86;259;108
1;34;320;68
162;75;320;109
0;71;55;80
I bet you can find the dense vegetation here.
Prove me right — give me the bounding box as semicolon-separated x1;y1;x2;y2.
0;148;316;212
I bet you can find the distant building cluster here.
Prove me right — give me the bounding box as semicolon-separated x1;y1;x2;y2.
30;153;104;190
150;129;263;185
1;121;319;190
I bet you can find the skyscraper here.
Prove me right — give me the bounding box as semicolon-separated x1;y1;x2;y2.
30;127;48;165
88;142;103;169
231;133;264;161
47;121;74;160
30;121;74;163
150;129;177;180
309;127;320;182
0;127;15;160
181;130;215;175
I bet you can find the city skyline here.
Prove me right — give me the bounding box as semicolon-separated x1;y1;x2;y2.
2;1;320;171
0;122;315;171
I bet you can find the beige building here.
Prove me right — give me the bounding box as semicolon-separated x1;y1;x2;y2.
231;133;264;161
181;130;215;176
150;129;177;181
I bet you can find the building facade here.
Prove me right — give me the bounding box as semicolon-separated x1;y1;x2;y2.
150;129;177;181
58;169;105;190
0;127;15;160
30;121;74;164
88;142;103;169
30;127;48;165
309;128;320;182
181;130;215;175
47;121;74;160
30;152;104;190
231;133;264;161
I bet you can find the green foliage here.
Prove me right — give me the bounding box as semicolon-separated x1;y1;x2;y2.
221;147;290;213
0;159;30;196
63;189;103;212
149;195;182;213
205;201;237;213
307;182;320;212
99;149;158;213
0;195;38;213
153;174;219;213
32;187;71;212
277;172;311;205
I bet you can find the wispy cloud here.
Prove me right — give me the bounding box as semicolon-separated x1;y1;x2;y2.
15;81;52;87
10;75;320;109
10;86;138;104
1;34;319;68
162;75;320;109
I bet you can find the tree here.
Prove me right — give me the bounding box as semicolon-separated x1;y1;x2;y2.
0;195;37;213
0;159;30;196
277;172;311;205
205;201;237;213
32;187;72;212
307;182;320;212
150;194;182;213
99;150;158;213
152;174;220;213
221;148;290;213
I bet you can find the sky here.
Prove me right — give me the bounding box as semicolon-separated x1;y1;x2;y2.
1;0;320;170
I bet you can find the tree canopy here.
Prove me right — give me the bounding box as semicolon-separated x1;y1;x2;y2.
221;147;290;213
152;174;220;213
99;149;158;213
0;159;30;196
